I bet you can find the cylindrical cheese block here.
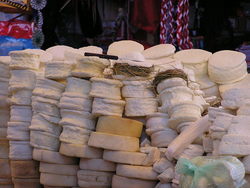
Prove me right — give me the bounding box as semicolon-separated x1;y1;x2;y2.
32;149;77;165
39;162;79;176
0;159;11;178
12;178;41;188
96;116;143;138
79;158;116;172
156;77;187;94
30;131;60;151
125;98;158;117
59;142;103;159
7;122;30;141
10;160;39;178
59;95;92;112
40;173;77;187
90;77;123;100
10;105;32;122
9;141;32;160
112;175;157;188
92;98;125;117
88;132;139;152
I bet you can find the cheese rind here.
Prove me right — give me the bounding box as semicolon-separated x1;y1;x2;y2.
40;173;77;187
39;162;79;175
80;158;116;172
96;116;143;138
10;160;39;178
59;142;103;159
116;164;158;180
112;175;157;188
88;132;139;152
32;149;77;165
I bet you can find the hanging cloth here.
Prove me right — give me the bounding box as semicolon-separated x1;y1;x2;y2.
132;0;161;33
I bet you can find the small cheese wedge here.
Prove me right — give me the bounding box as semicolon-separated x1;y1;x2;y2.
112;175;157;188
96;116;143;138
33;149;77;165
88;132;139;152
39;162;79;176
79;158;116;172
59;142;103;159
10;160;39;179
116;164;158;180
40;173;77;187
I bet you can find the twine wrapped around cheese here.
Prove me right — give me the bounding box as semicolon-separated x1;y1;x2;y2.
113;63;153;77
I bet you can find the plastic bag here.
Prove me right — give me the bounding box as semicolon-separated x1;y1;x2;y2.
176;156;246;188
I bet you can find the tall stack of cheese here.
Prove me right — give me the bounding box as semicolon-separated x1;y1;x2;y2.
0;56;12;188
8;51;41;188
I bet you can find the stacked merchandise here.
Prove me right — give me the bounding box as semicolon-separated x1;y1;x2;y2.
0;56;12;188
7;51;41;187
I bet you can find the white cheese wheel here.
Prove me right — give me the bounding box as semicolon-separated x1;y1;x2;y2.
10;89;32;105
90;77;123;100
59;95;92;112
151;129;177;147
107;40;144;57
79;159;116;172
72;57;109;78
208;50;247;84
174;49;212;64
59;126;90;145
59;142;103;159
32;101;59;117
24;48;53;63
142;44;175;59
112;175;157;188
122;80;155;98
242;155;250;174
152;58;183;73
156;77;187;94
125;98;158;117
146;113;169;129
32;149;77;164
60;109;96;130
12;178;40;188
77;170;113;188
63;77;91;97
0;127;7;140
30;130;60;151
92;98;125;117
0;141;9;158
40;173;77;187
39;162;78;176
7;122;30;141
88;132;139;152
116;164;158;180
0;159;11;178
33;78;65;100
9;50;40;70
29;114;62;137
9;70;36;91
10;105;32;122
46;45;74;61
9;141;32;160
64;49;84;63
96;116;143;138
10;160;39;178
79;46;103;54
153;157;174;174
45;61;72;80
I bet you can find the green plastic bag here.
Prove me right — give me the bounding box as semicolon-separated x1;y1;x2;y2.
176;156;246;188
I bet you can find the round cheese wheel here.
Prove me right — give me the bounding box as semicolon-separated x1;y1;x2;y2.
174;49;212;64
46;45;74;61
9;141;32;160
142;44;175;59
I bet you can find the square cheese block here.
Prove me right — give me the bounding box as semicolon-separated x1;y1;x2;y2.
33;78;65;100
60;142;103;159
40;173;78;187
96;116;143;138
92;98;125;117
29;114;62;137
88;132;139;152
60;109;96;130
59;125;91;145
125;98;158;117
45;61;72;80
10;160;39;178
12;178;41;188
63;77;91;97
0;140;9;158
7;122;30;141
79;158;116;172
59;95;92;112
112;175;157;188
39;162;79;176
77;169;114;188
32;149;77;165
9;141;32;160
90;77;123;100
9;70;36;91
10;105;32;123
30;130;60;151
0;159;11;178
10;89;32;105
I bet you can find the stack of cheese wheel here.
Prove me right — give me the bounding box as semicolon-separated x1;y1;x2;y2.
174;49;219;98
0;56;13;187
8;50;41;187
59;77;102;159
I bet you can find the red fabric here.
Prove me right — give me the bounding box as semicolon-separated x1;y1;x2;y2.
132;0;161;33
0;19;33;39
